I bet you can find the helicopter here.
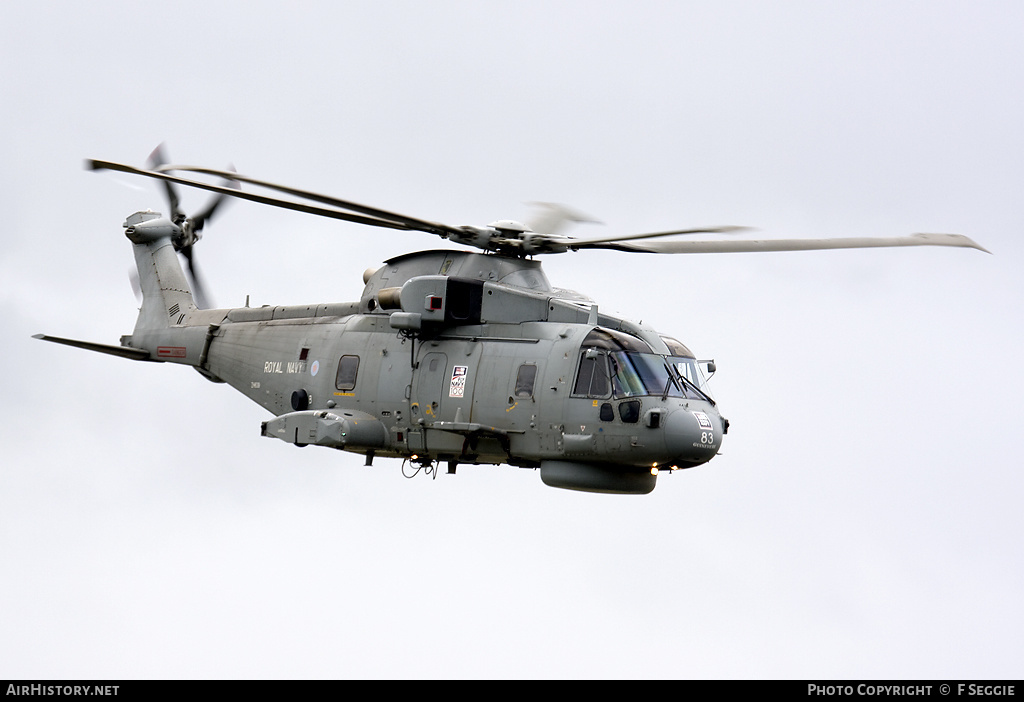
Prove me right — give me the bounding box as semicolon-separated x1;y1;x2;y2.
34;151;988;494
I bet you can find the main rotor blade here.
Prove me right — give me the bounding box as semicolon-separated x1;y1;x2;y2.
565;225;750;247
526;202;601;237
153;164;462;238
579;232;989;254
86;159;425;233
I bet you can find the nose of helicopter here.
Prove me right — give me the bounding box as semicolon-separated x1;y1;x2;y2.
663;406;724;467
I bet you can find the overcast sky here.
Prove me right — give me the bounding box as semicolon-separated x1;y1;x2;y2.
2;1;1022;679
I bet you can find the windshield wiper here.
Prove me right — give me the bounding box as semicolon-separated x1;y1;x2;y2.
662;363;715;405
661;363;682;401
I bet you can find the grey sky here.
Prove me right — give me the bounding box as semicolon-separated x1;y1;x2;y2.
2;1;1021;678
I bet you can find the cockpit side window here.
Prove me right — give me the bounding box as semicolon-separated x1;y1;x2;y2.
573;328;654;399
572;352;610;398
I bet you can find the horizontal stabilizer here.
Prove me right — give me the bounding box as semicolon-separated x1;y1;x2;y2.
32;334;153;361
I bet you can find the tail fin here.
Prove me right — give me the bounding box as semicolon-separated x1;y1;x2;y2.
125;210;197;332
35;205;220;367
120;210;217;369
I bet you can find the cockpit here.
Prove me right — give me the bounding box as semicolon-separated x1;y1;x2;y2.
571;328;713;403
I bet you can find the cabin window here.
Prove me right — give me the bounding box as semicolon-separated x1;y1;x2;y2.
335;355;360;391
514;364;538;398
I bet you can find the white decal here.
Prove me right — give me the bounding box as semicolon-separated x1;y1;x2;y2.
693;411;713;431
449;365;468;398
310;360;320;377
263;360;307;374
692;412;715;448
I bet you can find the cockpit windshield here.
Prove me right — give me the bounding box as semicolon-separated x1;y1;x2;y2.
612;352;710;401
669;356;709;393
571;330;712;402
661;336;712;395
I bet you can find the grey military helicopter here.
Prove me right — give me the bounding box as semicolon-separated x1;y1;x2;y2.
34;152;988;494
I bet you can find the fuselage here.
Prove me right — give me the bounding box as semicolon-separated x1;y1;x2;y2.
205;312;725;469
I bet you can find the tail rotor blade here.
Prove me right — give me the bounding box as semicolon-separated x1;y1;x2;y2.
147;144;184;222
180;245;213;309
192;165;239;232
129;269;141;302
